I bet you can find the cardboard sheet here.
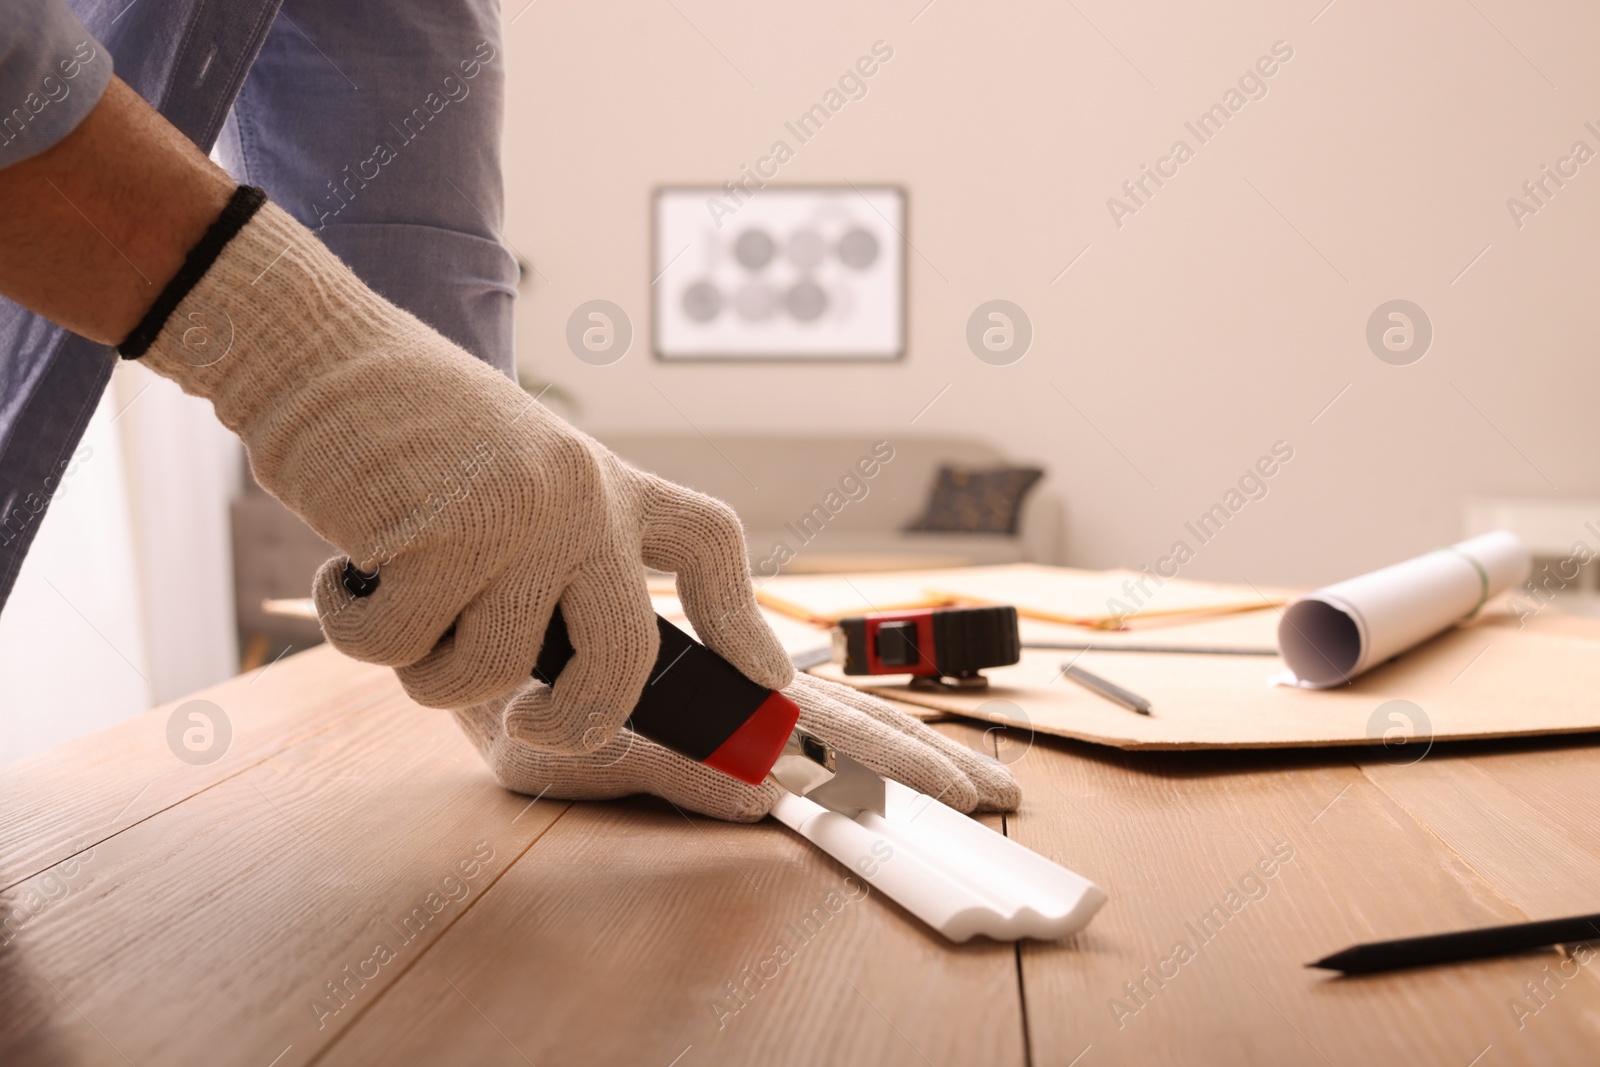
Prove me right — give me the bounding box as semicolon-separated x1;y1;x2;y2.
808;612;1600;750
1016;611;1281;654
924;563;1293;628
267;566;1600;750
754;572;959;624
756;563;1292;628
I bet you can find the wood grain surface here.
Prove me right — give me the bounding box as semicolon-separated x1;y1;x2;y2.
5;608;1600;1064
0;646;390;889
1005;739;1600;1066
318;794;1024;1067
1;679;569;1066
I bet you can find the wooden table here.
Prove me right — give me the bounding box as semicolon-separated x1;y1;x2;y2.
5;642;1600;1065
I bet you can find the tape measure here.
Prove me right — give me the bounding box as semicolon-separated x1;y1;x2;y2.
834;605;1020;689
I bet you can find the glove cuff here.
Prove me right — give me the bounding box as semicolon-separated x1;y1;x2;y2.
133;191;470;444
117;185;267;358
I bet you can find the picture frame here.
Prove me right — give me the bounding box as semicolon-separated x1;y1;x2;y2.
652;185;906;361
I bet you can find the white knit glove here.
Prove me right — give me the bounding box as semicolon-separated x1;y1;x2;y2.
453;673;1021;821
141;200;791;748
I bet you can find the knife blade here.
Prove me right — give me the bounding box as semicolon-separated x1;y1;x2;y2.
779;744;886;820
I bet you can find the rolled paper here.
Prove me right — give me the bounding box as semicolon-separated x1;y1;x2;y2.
1277;531;1532;688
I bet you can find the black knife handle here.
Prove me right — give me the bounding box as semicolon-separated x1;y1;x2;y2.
337;560;796;784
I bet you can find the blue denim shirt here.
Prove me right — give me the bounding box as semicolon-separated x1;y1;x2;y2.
0;0;516;613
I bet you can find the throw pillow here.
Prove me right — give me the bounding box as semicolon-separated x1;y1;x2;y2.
903;465;1044;536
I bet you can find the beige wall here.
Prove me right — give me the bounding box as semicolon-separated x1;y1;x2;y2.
501;0;1600;587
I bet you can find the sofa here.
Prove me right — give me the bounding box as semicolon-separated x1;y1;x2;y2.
596;432;1062;575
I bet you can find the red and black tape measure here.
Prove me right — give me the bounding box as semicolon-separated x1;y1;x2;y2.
835;604;1020;683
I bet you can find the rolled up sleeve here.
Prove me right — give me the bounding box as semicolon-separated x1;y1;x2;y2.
0;0;113;168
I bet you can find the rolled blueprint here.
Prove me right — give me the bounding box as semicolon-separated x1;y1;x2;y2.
1277;531;1532;688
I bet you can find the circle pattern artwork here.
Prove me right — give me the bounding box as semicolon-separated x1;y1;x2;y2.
734;229;776;270
669;199;899;337
682;281;723;322
785;281;828;322
838;227;880;269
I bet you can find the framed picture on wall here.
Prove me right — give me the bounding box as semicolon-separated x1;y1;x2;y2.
652;185;906;361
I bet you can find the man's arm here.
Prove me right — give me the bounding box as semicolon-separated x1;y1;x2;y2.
0;77;233;345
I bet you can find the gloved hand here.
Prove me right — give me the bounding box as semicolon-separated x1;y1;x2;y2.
451;672;1021;821
139;197;791;748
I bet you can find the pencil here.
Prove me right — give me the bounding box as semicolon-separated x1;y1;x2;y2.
1060;662;1152;715
1309;912;1600;975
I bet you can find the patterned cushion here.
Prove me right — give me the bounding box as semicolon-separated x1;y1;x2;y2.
903;465;1044;536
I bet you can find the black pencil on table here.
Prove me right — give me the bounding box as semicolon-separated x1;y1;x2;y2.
1310;912;1600;975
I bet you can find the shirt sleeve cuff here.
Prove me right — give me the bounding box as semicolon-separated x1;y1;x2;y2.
0;0;114;170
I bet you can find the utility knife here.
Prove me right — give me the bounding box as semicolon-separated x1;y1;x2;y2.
532;606;886;819
340;562;884;817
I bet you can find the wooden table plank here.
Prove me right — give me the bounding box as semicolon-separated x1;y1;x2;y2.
0;675;569;1066
0;646;391;889
1006;739;1600;1066
1352;743;1600;1055
316;726;1026;1067
1360;741;1600;917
